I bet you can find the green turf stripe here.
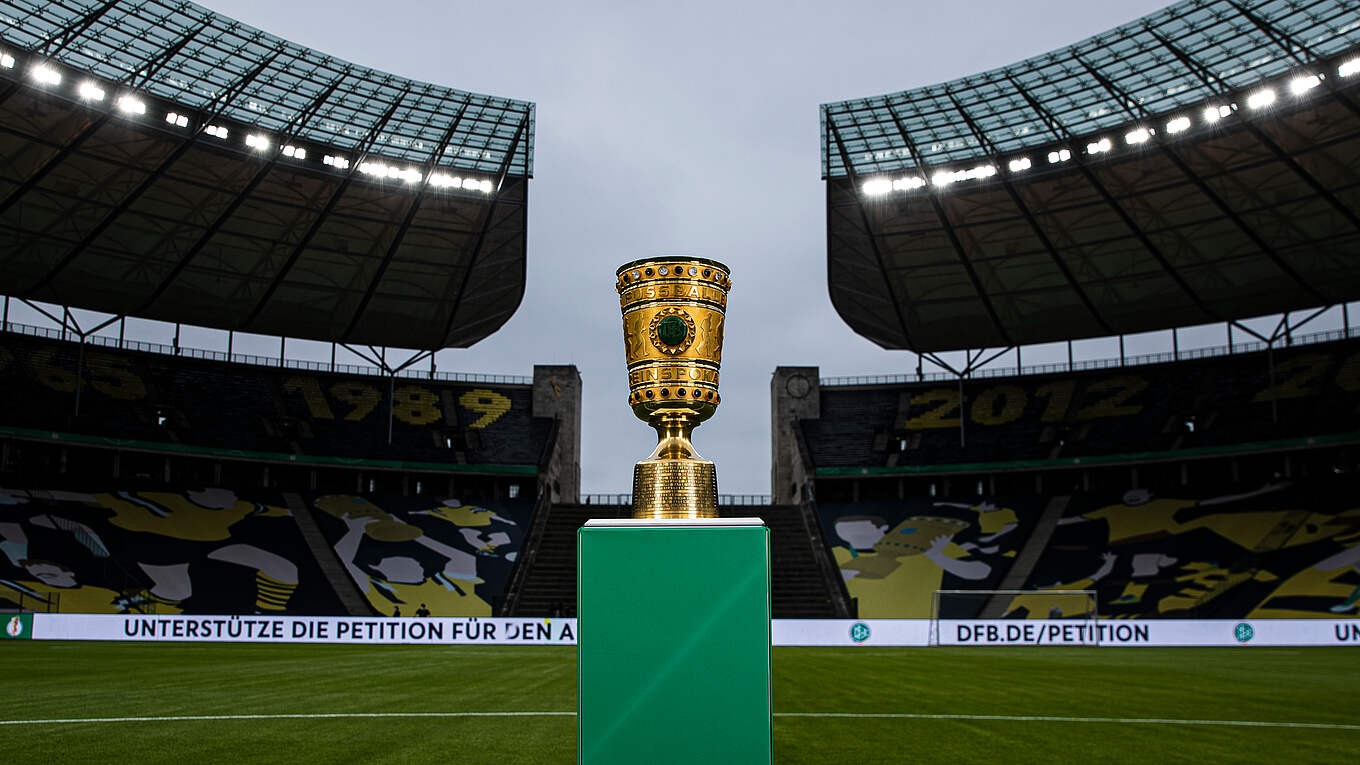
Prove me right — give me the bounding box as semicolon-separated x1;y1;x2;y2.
4;711;1358;731
775;713;1360;730
0;712;576;725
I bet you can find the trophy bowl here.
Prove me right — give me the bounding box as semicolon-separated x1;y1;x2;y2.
616;256;731;519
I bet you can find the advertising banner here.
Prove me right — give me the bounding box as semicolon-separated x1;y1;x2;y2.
31;614;576;645
937;619;1360;646
773;619;929;647
10;614;1360;647
2;613;33;640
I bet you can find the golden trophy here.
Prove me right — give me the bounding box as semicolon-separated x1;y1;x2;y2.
616;256;731;518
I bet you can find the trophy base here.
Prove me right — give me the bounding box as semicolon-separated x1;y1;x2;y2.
631;458;718;519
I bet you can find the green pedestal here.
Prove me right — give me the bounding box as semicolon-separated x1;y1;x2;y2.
578;518;772;764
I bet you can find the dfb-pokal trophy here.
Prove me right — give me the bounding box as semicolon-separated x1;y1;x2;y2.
577;256;772;765
617;256;729;518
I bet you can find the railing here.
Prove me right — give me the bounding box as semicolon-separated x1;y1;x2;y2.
580;493;773;506
500;489;554;617
0;321;532;385
821;326;1358;387
5;590;59;613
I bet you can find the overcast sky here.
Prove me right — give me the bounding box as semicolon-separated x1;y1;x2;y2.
31;0;1322;494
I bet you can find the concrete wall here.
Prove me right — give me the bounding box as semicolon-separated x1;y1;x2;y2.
770;366;820;505
533;365;582;504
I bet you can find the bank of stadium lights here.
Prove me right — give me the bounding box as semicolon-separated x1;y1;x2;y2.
848;51;1360;199
861;176;926;195
117;95;146;115
0;58;498;200
430;173;494;192
1246;88;1276;110
1289;74;1321;95
1203;104;1233;123
932;164;997;187
31;64;61;86
78;81;105;102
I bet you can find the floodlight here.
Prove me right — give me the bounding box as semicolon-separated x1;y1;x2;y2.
282;145;305;159
0;53;14;69
400;168;422;183
1007;157;1032;172
245;134;271;151
462;177;482;190
31;64;61;86
1086;137;1112;155
479;179;493;193
1047;148;1071;164
1165;116;1191;134
1203;104;1231;123
1124;127;1150;145
324;154;349;169
1246;88;1276;109
862;178;892;195
1289;74;1320;95
166;112;189;127
78;81;106;101
931;171;956;187
892;176;925;191
1341;58;1360;78
117;95;146;115
205;124;228;139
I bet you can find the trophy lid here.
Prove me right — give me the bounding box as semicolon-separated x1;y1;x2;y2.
616;255;730;276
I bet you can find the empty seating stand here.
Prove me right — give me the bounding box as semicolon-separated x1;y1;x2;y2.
508;504;843;618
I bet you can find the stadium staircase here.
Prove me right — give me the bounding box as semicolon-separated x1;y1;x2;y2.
977;496;1071;618
1189;508;1313;617
282;493;375;616
504;503;850;617
723;505;847;618
506;503;629;617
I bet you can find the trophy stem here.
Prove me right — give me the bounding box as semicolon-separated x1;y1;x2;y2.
632;409;718;519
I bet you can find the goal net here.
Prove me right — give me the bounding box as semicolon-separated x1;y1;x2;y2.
930;589;1099;646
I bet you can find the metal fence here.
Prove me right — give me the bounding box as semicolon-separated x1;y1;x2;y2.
580;494;773;506
821;326;1358;387
0;320;532;385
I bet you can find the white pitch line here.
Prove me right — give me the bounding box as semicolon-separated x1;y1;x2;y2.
0;712;575;726
775;712;1360;731
1;711;1356;732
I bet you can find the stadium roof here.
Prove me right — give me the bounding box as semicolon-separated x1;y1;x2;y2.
0;0;534;349
822;0;1360;353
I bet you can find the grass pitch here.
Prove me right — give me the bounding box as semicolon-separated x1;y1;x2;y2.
1;642;1357;763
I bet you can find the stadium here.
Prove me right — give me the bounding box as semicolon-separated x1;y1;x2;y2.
2;0;1359;762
